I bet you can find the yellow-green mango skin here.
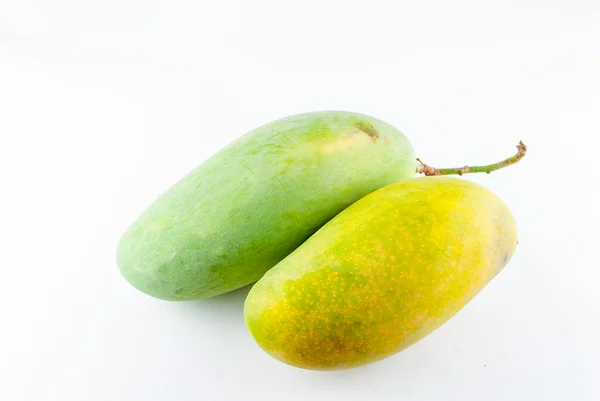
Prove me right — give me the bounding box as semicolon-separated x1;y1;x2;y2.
116;111;416;301
244;177;518;370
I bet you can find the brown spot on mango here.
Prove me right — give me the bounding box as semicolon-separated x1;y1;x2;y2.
355;121;382;140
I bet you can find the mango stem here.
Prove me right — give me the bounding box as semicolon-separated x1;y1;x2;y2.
416;141;527;176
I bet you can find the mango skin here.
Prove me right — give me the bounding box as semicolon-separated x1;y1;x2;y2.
116;111;416;301
244;177;518;370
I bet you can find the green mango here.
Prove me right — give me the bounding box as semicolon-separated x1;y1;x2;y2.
116;111;416;301
244;177;518;370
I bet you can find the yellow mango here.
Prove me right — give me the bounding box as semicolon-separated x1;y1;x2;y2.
244;177;518;370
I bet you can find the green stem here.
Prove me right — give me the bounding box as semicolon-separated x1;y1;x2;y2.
416;141;527;176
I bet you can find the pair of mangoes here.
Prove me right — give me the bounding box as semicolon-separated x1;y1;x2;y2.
116;111;522;370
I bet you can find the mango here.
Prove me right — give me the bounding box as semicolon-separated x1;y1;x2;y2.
244;177;517;370
116;111;416;301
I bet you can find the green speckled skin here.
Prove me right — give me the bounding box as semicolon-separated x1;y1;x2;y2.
116;111;416;300
244;177;518;370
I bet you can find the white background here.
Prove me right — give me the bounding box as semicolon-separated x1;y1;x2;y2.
1;1;599;400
